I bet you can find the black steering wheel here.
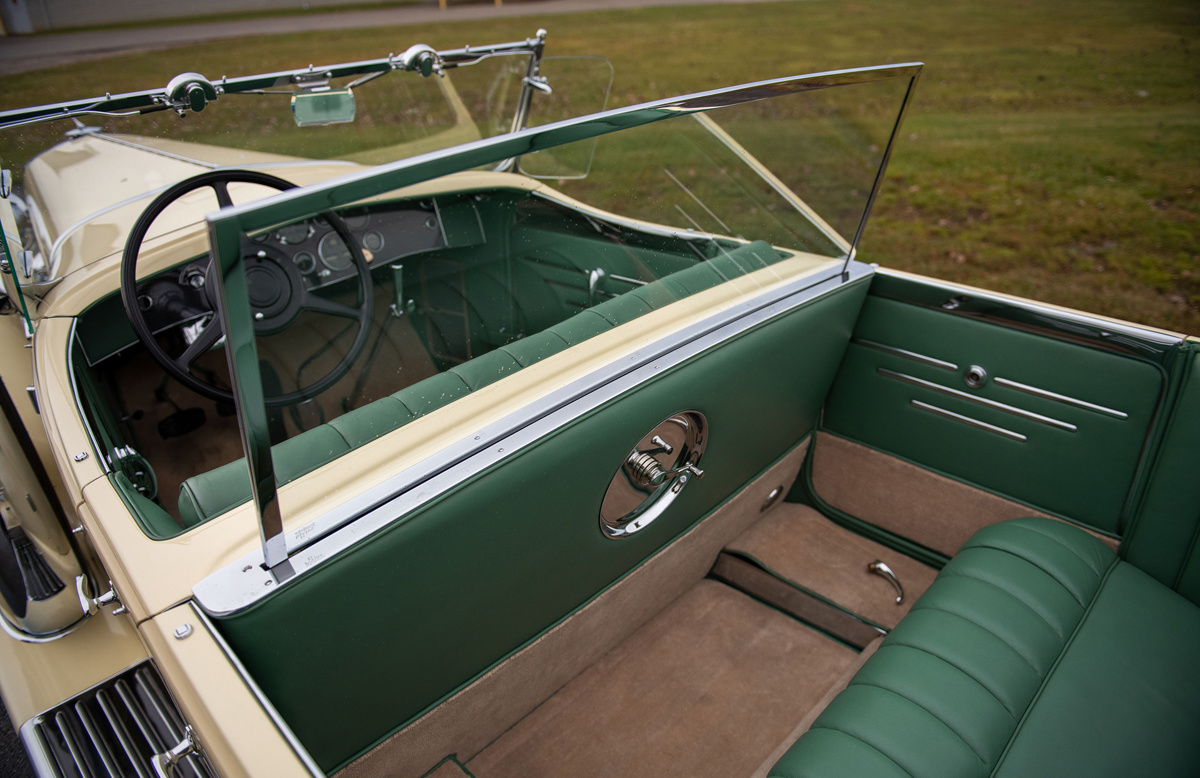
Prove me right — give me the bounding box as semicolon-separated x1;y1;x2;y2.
120;170;373;407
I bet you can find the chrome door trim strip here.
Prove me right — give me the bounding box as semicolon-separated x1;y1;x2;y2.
192;261;872;615
191;604;324;778
910;400;1027;442
880;368;1077;431
993;376;1129;420
853;338;958;371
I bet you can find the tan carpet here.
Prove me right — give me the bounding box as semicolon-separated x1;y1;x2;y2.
727;503;938;628
467;580;856;778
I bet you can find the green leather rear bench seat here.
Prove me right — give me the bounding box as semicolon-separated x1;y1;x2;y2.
177;240;787;527
770;517;1200;777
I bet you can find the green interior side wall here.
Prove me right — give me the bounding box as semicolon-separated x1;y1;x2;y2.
213;276;869;773
821;294;1163;534
1121;345;1200;603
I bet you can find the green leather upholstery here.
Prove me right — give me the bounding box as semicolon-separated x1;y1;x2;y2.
214;277;870;773
770;517;1200;777
1121;347;1200;605
176;240;788;526
177;425;350;527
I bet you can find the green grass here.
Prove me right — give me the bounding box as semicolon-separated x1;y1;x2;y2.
2;0;1197;331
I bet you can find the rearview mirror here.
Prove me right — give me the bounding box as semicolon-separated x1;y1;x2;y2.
292;89;357;127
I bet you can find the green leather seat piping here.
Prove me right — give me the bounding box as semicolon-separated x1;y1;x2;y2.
177;241;786;527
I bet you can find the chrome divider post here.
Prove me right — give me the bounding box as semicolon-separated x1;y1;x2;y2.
208;214;292;580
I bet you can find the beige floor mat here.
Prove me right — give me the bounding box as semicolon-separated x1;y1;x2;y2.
467;579;856;778
727;503;938;629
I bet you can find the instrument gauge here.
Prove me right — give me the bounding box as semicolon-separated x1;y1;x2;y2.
318;232;354;271
293;251;317;275
275;222;313;245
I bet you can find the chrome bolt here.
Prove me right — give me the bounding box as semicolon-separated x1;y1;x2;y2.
174;624;193;640
74;452;89;462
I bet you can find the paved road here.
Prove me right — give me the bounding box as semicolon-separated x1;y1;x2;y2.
0;0;790;75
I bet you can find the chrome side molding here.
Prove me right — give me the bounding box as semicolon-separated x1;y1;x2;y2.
880;368;1076;432
993;376;1129;420
910;400;1027;442
853;337;958;372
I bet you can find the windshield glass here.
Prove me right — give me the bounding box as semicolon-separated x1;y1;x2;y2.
0;35;552;286
190;66;917;545
15;52;916;543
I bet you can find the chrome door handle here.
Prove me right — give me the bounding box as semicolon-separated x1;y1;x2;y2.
868;560;904;605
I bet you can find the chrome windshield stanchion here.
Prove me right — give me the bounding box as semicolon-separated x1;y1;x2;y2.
208;215;292;580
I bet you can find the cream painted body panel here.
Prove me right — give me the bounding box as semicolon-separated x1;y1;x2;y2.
141;604;312;778
0;610;146;727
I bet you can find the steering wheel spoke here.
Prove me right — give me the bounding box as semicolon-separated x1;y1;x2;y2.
120;170;373;406
302;294;361;320
174;315;223;372
210;180;235;209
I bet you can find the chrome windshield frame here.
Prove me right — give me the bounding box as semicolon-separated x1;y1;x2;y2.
0;31;550;131
202;62;922;579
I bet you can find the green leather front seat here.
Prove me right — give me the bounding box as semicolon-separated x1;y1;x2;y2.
771;517;1200;777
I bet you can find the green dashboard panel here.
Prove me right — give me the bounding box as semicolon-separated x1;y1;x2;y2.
214;277;868;773
822;295;1163;535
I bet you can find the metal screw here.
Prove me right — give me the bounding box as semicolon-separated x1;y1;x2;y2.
174;624;193;640
74;452;89;462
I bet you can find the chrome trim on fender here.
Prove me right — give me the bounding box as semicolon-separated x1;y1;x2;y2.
910;400;1027;442
192;260;872;615
853;338;958;371
0;605;87;644
993;376;1129;420
880;368;1076;431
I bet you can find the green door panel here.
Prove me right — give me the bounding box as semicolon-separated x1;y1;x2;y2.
822;295;1163;534
1121;347;1200;601
214;277;869;773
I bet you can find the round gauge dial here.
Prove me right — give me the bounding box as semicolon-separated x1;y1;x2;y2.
344;210;370;230
318;232;354;271
293;251;317;275
275;221;313;245
363;230;385;253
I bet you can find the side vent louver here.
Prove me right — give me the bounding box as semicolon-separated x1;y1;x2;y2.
13;528;64;601
21;661;214;778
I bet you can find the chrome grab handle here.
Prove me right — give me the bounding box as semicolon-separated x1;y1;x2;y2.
868;560;904;605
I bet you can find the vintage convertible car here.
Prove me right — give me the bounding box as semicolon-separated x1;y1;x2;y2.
0;29;1197;778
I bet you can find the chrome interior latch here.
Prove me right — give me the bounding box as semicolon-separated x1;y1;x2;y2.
599;411;707;539
868;560;905;605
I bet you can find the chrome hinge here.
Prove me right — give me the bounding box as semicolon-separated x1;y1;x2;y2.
152;726;202;778
76;575;128;616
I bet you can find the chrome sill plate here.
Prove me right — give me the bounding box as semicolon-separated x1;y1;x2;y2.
193;260;872;615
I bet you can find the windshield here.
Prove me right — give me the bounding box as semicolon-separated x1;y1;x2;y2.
0;32;559;286
3;40;917;554
196;64;918;566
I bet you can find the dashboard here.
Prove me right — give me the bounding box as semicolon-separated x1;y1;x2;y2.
133;200;449;338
